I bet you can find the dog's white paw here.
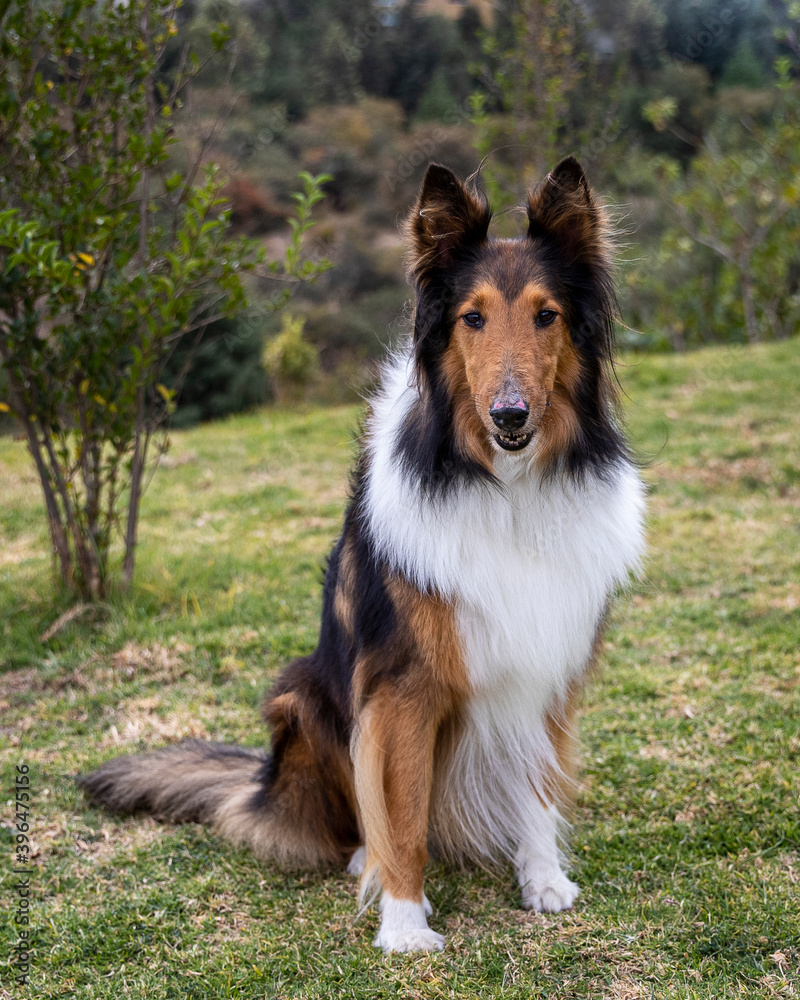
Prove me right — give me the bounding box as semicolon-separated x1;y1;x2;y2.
373;926;445;954
520;871;580;913
373;893;444;954
347;845;366;876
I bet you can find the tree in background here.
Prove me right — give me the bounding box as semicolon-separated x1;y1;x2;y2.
470;0;604;210
359;4;481;118
639;57;800;345
0;0;328;600
178;0;270;97
659;0;778;82
160;316;272;428
252;0;374;117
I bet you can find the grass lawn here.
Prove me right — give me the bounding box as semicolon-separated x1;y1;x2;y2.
1;340;798;999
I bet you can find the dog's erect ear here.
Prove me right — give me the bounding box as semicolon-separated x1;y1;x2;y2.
406;163;491;283
527;156;606;263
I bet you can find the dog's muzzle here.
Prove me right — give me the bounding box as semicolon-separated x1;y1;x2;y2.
490;395;532;451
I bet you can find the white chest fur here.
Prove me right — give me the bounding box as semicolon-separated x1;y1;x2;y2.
365;351;647;710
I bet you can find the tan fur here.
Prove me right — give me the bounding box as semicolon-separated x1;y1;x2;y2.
353;691;438;901
440;331;501;475
263;690;303;730
353;581;469;902
388;577;470;697
255;729;353;867
445;277;581;469
535;336;583;471
539;687;581;812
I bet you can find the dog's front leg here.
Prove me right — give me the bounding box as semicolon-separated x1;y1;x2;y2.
515;800;579;913
352;685;444;953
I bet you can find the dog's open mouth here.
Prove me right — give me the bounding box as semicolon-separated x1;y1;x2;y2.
494;431;532;452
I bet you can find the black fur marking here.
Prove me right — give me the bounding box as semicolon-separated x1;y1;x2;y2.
349;480;397;651
395;378;498;499
395;262;500;497
472;244;541;302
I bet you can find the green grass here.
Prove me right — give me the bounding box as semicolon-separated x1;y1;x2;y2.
1;340;799;999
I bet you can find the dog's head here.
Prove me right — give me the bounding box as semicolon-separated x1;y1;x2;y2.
404;158;621;478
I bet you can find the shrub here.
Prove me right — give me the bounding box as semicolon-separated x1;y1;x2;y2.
0;0;329;599
263;314;320;403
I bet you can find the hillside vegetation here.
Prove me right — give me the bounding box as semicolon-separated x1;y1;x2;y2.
0;340;798;998
156;0;800;415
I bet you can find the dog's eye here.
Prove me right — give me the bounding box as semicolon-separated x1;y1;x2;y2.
462;311;484;329
535;309;557;327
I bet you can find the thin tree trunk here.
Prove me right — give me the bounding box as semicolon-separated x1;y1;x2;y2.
85;438;102;574
122;388;146;588
26;429;72;586
670;324;687;352
740;266;760;344
763;300;788;340
123;0;154;592
74;378;107;592
40;431;101;600
0;366;73;585
122;446;143;587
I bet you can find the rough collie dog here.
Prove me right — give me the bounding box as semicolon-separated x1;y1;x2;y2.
80;157;646;954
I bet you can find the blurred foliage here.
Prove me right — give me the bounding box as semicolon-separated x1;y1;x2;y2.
632;59;800;346
359;3;483;117
721;37;772;89
262;313;320;403
471;0;598;208
174;0;270;95
161;317;272;428
160;0;799;371
415;67;461;123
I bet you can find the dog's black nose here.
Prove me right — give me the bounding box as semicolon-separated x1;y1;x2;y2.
490;397;529;431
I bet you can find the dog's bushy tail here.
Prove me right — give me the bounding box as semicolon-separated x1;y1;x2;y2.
78;740;264;823
78;740;347;868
